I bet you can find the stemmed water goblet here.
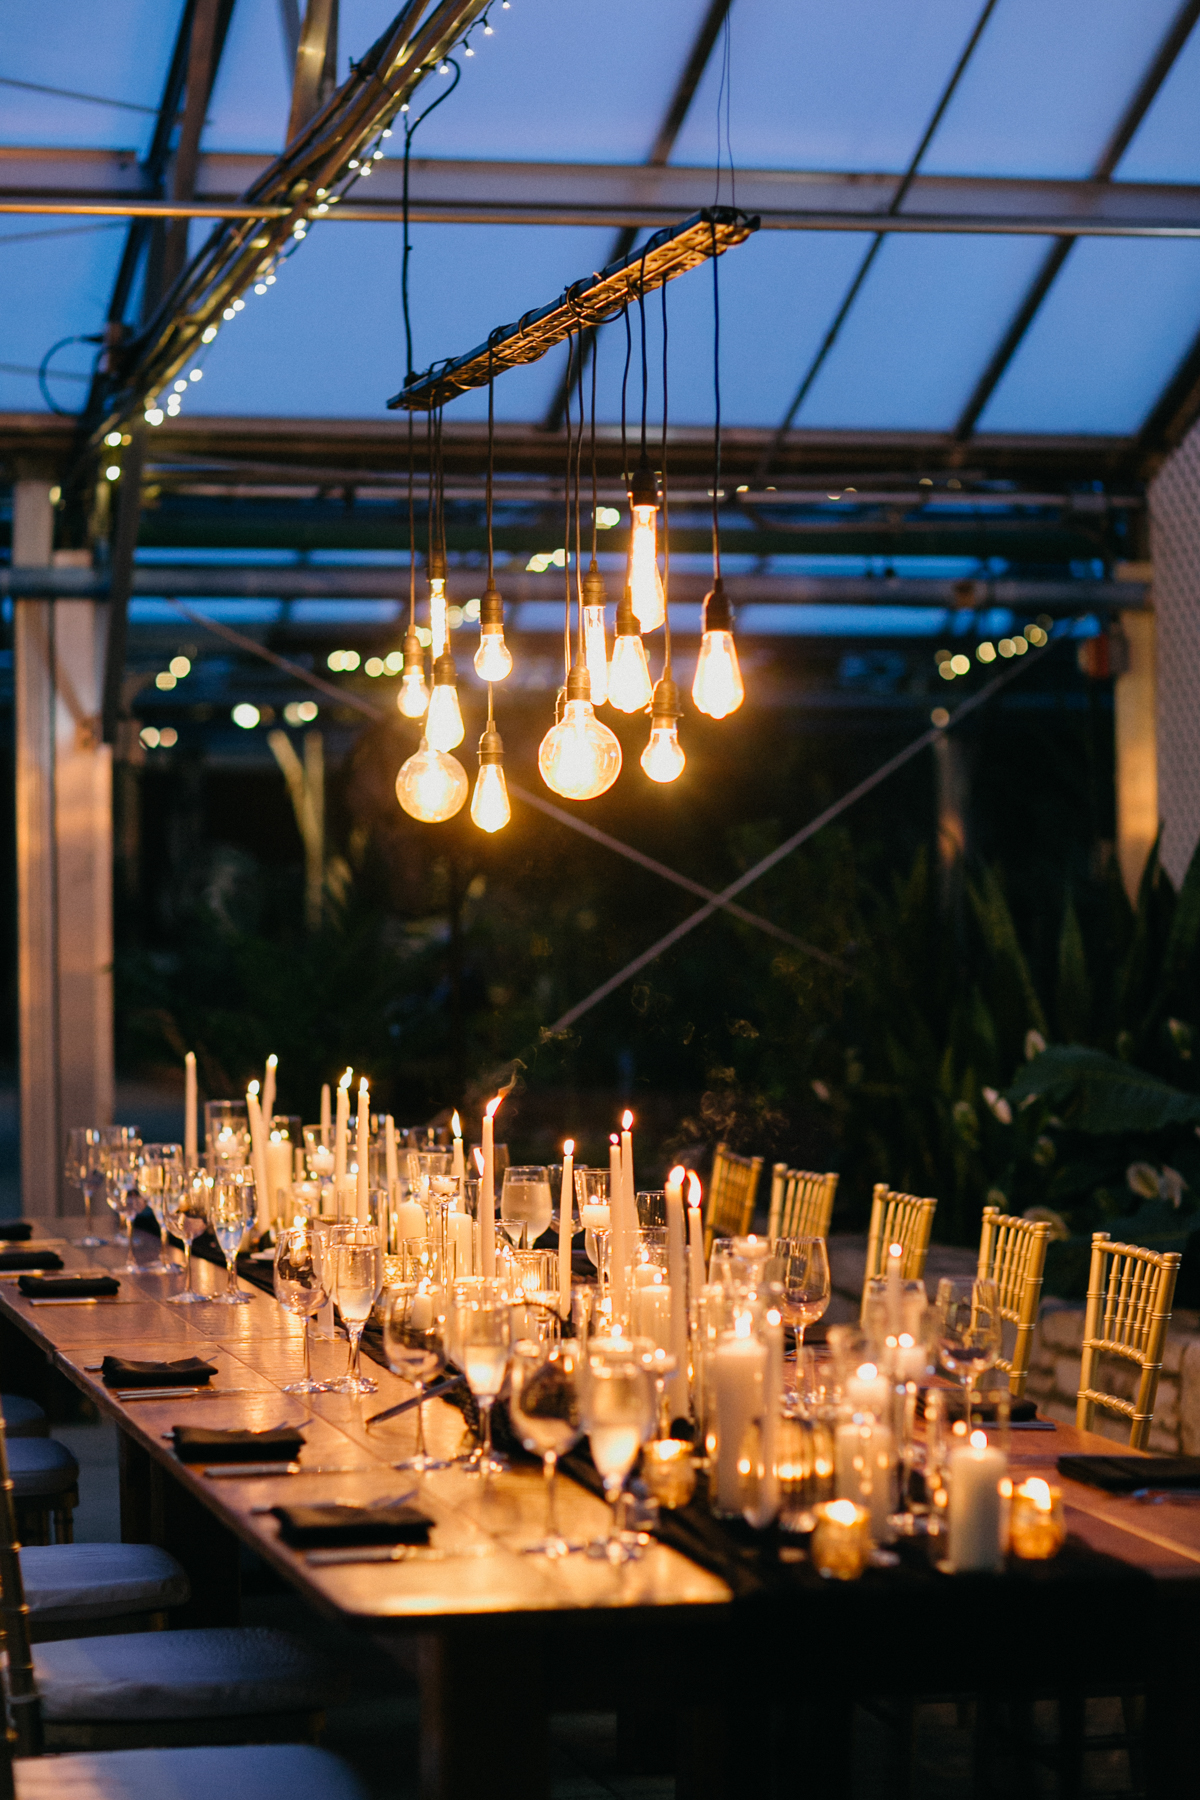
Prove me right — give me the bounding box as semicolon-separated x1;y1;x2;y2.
575;1169;611;1303
381;1285;450;1470
65;1127;106;1248
766;1236;832;1356
165;1169;212;1304
330;1222;382;1395
582;1341;654;1562
135;1144;183;1275
208;1171;256;1304
500;1166;553;1250
509;1338;584;1556
102;1137;144;1271
934;1275;1002;1420
454;1279;511;1479
274;1217;332;1391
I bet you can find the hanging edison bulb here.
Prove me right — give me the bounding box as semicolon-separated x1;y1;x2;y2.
429;572;448;657
396;626;430;719
470;716;511;833
539;662;621;801
692;576;745;718
581;561;609;705
396;736;468;822
425;651;465;752
640;672;685;784
607;587;653;713
473;577;512;682
627;461;665;632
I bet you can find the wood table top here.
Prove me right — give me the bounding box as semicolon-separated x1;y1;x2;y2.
5;1228;1200;1636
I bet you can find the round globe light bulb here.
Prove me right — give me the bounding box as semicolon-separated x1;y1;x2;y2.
473;626;513;682
628;503;665;631
425;679;465;751
395;739;468;822
538;698;621;801
641;721;686;784
692;628;744;719
470;761;511;832
607;632;653;713
397;660;429;719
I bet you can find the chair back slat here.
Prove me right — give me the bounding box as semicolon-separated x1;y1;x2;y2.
977;1206;1050;1399
1076;1232;1181;1450
861;1182;937;1315
767;1165;838;1241
0;1406;44;1760
704;1143;764;1256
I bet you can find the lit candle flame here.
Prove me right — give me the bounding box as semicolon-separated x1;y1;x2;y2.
668;1163;686;1186
610;1133;619;1145
473;1146;484;1176
856;1363;878;1380
339;1069;352;1091
970;1429;988;1451
621;1109;633;1130
1021;1477;1053;1511
359;1076;368;1094
248;1080;259;1097
888;1241;903;1262
267;1053;277;1069
451;1110;462;1138
486;1094;504;1121
563;1138;575;1155
686;1171;701;1208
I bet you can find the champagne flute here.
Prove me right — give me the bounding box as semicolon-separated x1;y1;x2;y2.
455;1279;510;1479
103;1141;144;1271
274;1218;331;1393
208;1171;255;1304
582;1342;654;1562
765;1236;831;1350
510;1339;583;1556
135;1144;182;1275
500;1166;553;1251
165;1169;211;1304
381;1285;449;1470
331;1222;382;1395
575;1168;611;1299
65;1127;106;1247
935;1276;1002;1419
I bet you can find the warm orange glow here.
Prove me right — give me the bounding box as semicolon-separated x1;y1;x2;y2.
451;1110;462;1137
610;1133;619;1145
621;1109;633;1130
686;1171;701;1209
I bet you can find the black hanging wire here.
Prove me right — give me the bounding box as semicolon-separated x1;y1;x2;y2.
590;323;600;566
711;219;722;585
426;406;436;571
486;341;495;586
574;309;587;660
408;407;416;631
620;305;632;485
661;279;671;676
638;252;651;463
562;328;574;682
402;59;462;385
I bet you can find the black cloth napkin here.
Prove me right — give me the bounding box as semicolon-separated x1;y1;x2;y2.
18;1272;119;1298
0;1250;63;1272
0;1222;33;1242
272;1502;433;1548
173;1424;305;1463
102;1355;216;1389
1057;1453;1200;1493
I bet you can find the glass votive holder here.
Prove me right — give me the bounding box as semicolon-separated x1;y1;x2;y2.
641;1438;697;1509
778;1413;835;1529
1009;1479;1066;1560
811;1499;871;1581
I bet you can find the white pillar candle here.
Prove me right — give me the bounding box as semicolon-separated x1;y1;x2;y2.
845;1361;891;1417
451;1110;465;1183
393;1195;427;1240
686;1172;705;1294
355;1078;370;1223
886;1240;903;1338
447;1205;474;1277
265;1134;293;1225
633;1275;672;1349
713;1319;767;1514
665;1165;689;1420
184;1051;197;1170
620;1110;635;1234
558;1138;574;1318
311;1143;334;1178
835;1415;896;1543
609;1133;627;1324
245;1082;272;1236
948;1429;1007;1572
334;1071;351;1191
320;1083;332;1145
481;1096;501;1278
262;1053;277;1127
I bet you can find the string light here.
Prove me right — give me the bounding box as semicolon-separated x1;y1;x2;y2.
396;737;467;822
397;410;429;718
641;673;685;783
693;223;744;719
539;664;621;802
426;650;465;751
607;587;653;712
471;688;511;832
474;356;512;682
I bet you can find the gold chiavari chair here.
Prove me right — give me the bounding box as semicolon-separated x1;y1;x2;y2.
1076;1231;1181;1450
977;1206;1050;1400
861;1183;937;1315
767;1165;838;1241
703;1144;764;1256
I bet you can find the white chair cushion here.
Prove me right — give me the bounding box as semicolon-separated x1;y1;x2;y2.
21;1544;190;1623
35;1628;334;1721
9;1439;79;1498
14;1744;368;1800
2;1394;49;1438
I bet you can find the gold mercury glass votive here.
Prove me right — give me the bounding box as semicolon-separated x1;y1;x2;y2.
1009;1478;1066;1560
810;1499;871;1581
641;1439;697;1509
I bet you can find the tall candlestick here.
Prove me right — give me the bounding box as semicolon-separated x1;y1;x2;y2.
886;1240;903;1338
451;1110;465;1183
320;1083;331;1146
334;1070;351;1192
948;1430;1006;1572
356;1078;370;1223
665;1165;689;1421
620;1109;635;1230
481;1095;502;1278
686;1171;706;1294
557;1139;575;1318
262;1053;277;1126
609;1133;627;1324
245;1081;271;1236
757;1306;783;1526
385;1114;399;1192
184;1051;197;1170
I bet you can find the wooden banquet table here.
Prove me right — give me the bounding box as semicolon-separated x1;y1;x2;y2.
3;1229;1200;1798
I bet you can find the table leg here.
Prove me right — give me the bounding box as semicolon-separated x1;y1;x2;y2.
417;1629;547;1800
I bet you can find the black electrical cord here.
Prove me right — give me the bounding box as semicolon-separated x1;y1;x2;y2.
408;407;416;631
486;341;495;585
590;325;599;566
620;305;632;485
638;252;650;462
574;310;586;655
562;328;574;682
38;332;103;417
402;58;462;386
661;279;671;675
711;219;722;584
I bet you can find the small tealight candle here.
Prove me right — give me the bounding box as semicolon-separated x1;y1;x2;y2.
1009;1478;1066;1561
641;1439;697;1510
811;1499;871;1581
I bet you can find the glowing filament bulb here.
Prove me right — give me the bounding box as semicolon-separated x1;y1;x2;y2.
471;717;511;833
538;666;621;801
608;589;653;712
641;720;685;784
396;630;429;719
426;675;464;750
692;579;744;718
474;626;512;681
429;576;448;656
627;503;665;631
395;737;468;822
583;605;608;704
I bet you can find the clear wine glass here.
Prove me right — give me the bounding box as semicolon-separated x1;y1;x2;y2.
165;1169;212;1304
135;1144;183;1275
510;1339;584;1556
454;1279;511;1479
766;1236;832;1350
274;1218;331;1392
582;1341;654;1562
102;1139;144;1271
575;1168;611;1296
501;1166;553;1251
935;1275;1002;1417
330;1222;382;1395
65;1127;107;1248
208;1171;255;1304
381;1285;449;1471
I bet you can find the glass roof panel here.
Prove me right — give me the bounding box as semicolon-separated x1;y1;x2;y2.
920;0;1181;179
978;237;1200;435
201;0;292;154
1114;20;1200;183
793;233;1050;431
671;0;985;172
0;0;182;152
0;223;125;414
189;220;616;420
